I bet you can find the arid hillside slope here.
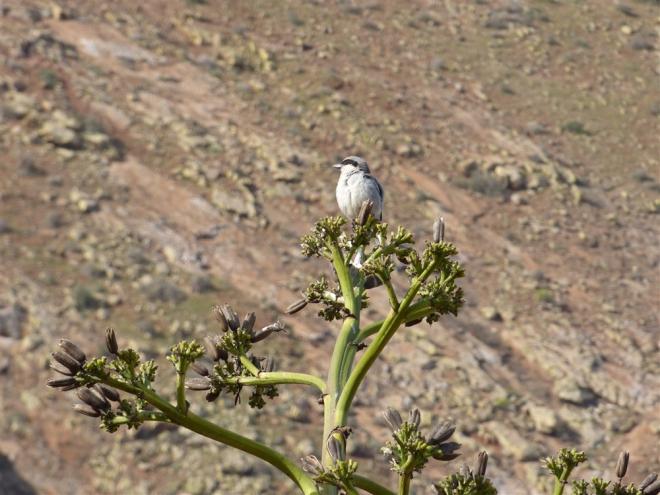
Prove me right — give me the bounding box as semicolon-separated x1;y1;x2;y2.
0;1;658;494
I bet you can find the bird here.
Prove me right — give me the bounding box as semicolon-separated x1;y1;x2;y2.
334;155;384;222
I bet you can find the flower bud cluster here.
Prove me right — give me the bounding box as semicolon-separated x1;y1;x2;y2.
184;304;282;409
433;451;496;495
381;407;461;477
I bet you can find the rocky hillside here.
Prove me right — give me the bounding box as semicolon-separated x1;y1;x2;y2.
0;0;658;494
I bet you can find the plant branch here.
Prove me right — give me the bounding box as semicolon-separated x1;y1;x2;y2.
176;369;187;413
97;375;320;495
553;467;570;495
335;261;438;426
382;278;399;310
239;354;261;376
352;475;396;495
108;411;169;425
219;372;326;393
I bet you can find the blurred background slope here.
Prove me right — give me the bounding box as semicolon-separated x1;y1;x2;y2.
0;1;658;493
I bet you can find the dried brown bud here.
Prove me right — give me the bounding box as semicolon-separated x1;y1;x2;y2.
301;455;324;476
58;339;86;364
47;377;78;389
242;312;256;333
383;407;403;432
641;475;659;491
356;200;374;226
409;408;421;428
364;275;383;289
616;451;629;479
219;304;240;331
285;298;308;315
51;351;82;374
77;387;110;412
475;451;489;477
105;328;118;355
433;217;445;243
643;479;660;495
213;306;229;333
404;318;423;327
262;356;275;372
73;404;101;417
50;361;74;376
205;389;220;402
326;435;344;461
204;336;222;361
429;421;456;445
432;441;462;461
186;378;212;391
252;322;285;343
95;384;120;402
190;362;210;376
641;474;660;494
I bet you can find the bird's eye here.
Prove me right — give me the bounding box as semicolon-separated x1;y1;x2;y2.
341;158;358;166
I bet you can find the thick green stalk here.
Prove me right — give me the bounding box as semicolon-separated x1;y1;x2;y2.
553;467;570;495
323;244;359;468
176;369;187;413
398;475;411;495
335;261;437;425
220;371;326;393
398;457;414;495
352;475;396;495
99;376;319;495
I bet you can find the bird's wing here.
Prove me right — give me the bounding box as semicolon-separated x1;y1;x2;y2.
364;174;384;220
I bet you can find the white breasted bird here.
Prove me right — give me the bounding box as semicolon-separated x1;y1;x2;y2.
334;156;384;277
334;156;384;222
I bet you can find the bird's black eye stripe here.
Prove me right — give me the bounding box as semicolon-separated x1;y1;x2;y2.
341;158;358;166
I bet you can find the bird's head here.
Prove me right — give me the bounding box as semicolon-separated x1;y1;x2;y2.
333;155;370;173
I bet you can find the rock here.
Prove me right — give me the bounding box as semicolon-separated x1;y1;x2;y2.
211;186;257;218
0;303;27;339
494;164;526;190
457;159;479;177
528;405;560;435
71;286;101;311
555;378;597;406
525;121;548;135
630;33;654;51
396;142;423;158
143;278;187;303
488;423;543;461
191;274;215;293
40;111;83;148
481;306;502;322
2;92;36;119
0;219;10;234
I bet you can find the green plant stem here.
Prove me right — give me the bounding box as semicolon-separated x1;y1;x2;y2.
324;243;359;473
99;375;319;495
335;261;437;425
343;484;359;495
108;411;168;425
176;368;187;413
352;475;395;495
398;474;411;495
553;467;571;495
239;354;261;376
355;301;434;343
219;372;326;393
382;278;399;310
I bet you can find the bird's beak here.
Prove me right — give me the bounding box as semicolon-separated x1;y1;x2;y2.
333;164;342;169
